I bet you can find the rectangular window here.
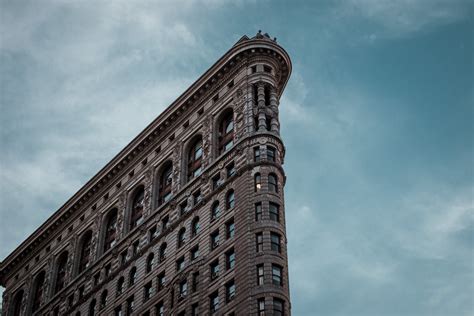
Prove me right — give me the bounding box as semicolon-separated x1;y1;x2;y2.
114;306;123;316
255;202;262;221
180;200;188;215
94;272;100;286
179;280;188;298
193;272;200;292
132;240;139;256
226;279;236;302
210;291;220;313
254;147;261;162
192;303;199;316
226;248;235;270
149;226;158;242
271;233;281;253
258;298;265;316
144;282;153;301
126;295;134;316
269;203;280;222
267;146;276;162
157;272;166;291
211;230;220;250
226;162;236;178
155;302;164;316
212;174;222;190
256;233;263;252
193;190;202;205
210;260;220;280
272;264;283;286
257;264;264;285
226;219;235;239
191;245;200;261
162;216;169;230
105;263;111;277
273;298;284;316
176;256;185;272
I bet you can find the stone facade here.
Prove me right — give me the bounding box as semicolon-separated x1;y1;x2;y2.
1;31;292;316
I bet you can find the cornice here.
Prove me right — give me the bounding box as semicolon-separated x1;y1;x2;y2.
0;33;292;285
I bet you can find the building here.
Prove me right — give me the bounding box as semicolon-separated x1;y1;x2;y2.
0;31;292;316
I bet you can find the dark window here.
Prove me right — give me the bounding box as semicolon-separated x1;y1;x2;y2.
267;146;276;162
210;260;219;280
103;209;118;253
251;65;257;73
258;298;265;316
126;295;134;316
31;271;46;312
211;230;220;250
116;277;125;295
271;233;281;253
89;298;97;316
191;245;200;261
226;219;235;239
211;201;220;220
144;282;153;301
158;162;173;205
132;240;139;257
257;264;264;285
159;243;167;262
193;189;203;205
273;298;284;316
130;187;145;230
192;217;200;236
270;203;280;222
176;256;185;272
94;272;100;286
226;248;235;270
272;264;283;286
268;173;278;193
210;291;219;314
78;230;93;274
104;263;111;277
55;251;68;293
179;280;188;298
212;173;222;190
264;65;272;73
227;80;234;88
120;250;127;266
187;137;203;180
100;290;108;309
226;190;235;209
218;110;234;155
226;162;236;178
68;293;74;308
255;173;261;192
149;226;158;242
11;289;23;316
255;202;262;221
157;272;166;291
192;272;200;292
155;302;164;316
180;200;188;215
226;279;236;302
192;303;199;316
129;267;137;286
256;233;263;252
178;228;186;248
162;216;169;230
146;253;155;273
114;306;122;316
254;147;261;162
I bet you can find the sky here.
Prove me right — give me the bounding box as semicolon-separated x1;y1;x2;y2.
0;0;473;315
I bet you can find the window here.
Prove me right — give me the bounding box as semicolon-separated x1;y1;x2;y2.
146;253;155;273
126;295;134;316
114;306;122;316
254;147;261;162
271;233;281;253
211;201;220;220
211;230;220;250
161;216;169;230
176;256;185;272
103;209;118;253
68;293;74;308
264;65;272;73
192;303;199;316
132;240;139;257
100;290;108;309
180;200;188;215
193;189;203;205
257;264;264;285
158;162;173;205
210;291;220;314
268;173;278;193
272;264;283;286
144;282;153;301
269;203;280;222
226;248;235;270
130;187;145;230
79;286;85;300
89;298;97;316
258;298;265;316
226;162;236;178
120;250;127;266
255;202;262;221
179;280;188;298
129;267;137;286
210;260;219;280
256;233;263;252
11;289;23;316
187;137;203;180
226;218;235;239
226;280;236;302
212;173;222;190
192;272;199;292
226;189;235;209
218;110;234;154
31;271;46;312
192;217;200;236
78;230;93;274
157;272;166;291
159;243;167;262
94;272;100;286
267;146;276;162
54;251;69;293
155;302;164;316
178;228;186;248
149;226;158;242
273;298;284;316
191;245;200;261
117;276;125;295
254;173;261;192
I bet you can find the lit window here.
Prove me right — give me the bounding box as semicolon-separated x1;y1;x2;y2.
255;173;261;192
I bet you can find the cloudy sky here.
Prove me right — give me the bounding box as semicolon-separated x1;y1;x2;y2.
1;0;472;315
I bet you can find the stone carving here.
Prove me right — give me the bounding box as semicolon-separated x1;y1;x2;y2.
144;168;153;217
202;115;212;168
117;192;127;238
172;143;182;193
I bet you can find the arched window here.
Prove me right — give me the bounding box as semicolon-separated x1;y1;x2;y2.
158;162;173;206
146;253;155;273
103;209;118;253
54;251;69;294
226;190;235;209
88;298;96;316
78;230;93;274
11;289;24;316
268;173;278;193
191;217;200;236
187;136;203;181
159;243;167;262
31;271;46;313
130;187;145;230
177;228;186;248
116;276;125;295
211;201;220;220
218;109;234;155
254;173;261;192
100;290;108;309
129;267;137;286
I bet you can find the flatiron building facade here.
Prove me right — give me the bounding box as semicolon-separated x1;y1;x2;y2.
1;31;292;316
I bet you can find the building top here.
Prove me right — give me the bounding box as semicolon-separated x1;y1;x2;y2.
0;32;291;285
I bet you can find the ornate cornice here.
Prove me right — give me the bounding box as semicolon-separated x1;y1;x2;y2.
0;32;292;285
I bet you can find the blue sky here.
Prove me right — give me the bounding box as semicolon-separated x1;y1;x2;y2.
1;1;472;315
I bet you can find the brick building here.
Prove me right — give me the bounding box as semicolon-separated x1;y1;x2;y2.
0;31;292;316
